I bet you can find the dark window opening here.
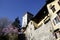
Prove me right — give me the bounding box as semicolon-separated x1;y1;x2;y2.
57;10;60;17
54;33;57;39
31;22;32;24
58;0;60;5
50;5;56;12
55;16;60;23
53;20;55;25
54;29;60;39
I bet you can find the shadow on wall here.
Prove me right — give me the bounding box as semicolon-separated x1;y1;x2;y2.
18;33;27;40
0;33;27;40
0;35;8;40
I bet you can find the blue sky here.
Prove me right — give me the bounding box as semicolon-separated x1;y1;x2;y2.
0;0;46;23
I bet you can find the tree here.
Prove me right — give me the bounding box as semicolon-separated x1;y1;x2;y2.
12;17;21;28
0;18;10;27
2;24;18;40
2;17;21;40
12;17;21;32
0;17;11;40
2;17;20;40
0;18;11;35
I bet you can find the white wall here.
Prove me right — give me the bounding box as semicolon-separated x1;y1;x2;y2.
25;21;35;40
22;13;33;27
34;21;55;40
25;20;56;40
22;13;28;27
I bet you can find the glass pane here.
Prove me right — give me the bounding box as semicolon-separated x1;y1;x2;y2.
50;5;56;12
57;10;60;17
53;16;60;25
58;0;60;5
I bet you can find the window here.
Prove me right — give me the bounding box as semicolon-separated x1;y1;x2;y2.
54;31;60;39
58;0;60;5
55;16;60;23
54;33;57;39
31;22;32;24
53;16;60;25
53;10;60;25
53;19;56;25
56;32;60;38
50;5;56;12
57;10;60;17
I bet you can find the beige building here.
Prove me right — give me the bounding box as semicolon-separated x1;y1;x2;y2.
47;0;60;40
24;2;55;40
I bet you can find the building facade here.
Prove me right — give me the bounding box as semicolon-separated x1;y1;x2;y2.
47;0;60;40
25;15;55;40
22;0;60;40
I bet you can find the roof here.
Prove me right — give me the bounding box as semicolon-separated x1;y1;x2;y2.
31;0;55;24
22;12;34;17
46;0;54;4
27;12;34;16
32;4;48;24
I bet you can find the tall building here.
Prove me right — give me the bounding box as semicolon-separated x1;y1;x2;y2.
47;0;60;40
22;12;33;27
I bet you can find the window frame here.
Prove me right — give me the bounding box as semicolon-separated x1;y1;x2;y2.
54;29;60;39
53;15;60;25
58;0;60;6
50;4;56;13
57;10;60;17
